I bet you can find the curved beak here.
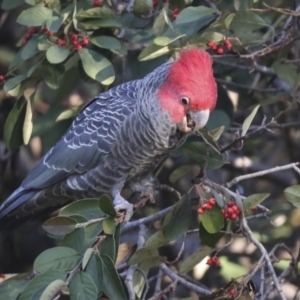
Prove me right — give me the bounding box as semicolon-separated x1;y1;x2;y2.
177;109;210;133
187;109;210;131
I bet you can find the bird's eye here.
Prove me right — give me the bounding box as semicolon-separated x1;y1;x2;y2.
181;97;189;105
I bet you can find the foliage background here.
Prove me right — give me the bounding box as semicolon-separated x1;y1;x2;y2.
0;0;300;299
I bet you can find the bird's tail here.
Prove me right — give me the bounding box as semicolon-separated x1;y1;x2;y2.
0;187;37;230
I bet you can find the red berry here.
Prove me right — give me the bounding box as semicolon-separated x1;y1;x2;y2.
93;0;101;6
47;31;54;37
26;33;32;39
202;203;208;210
224;42;232;49
29;26;37;33
206;204;213;210
75;44;83;50
211;44;218;50
208;198;216;206
71;34;78;40
252;206;258;212
207;41;215;48
0;75;5;82
173;8;180;14
197;208;204;215
227;201;234;207
82;37;90;45
56;38;63;45
229;289;236;296
206;258;212;265
22;39;27;46
227;207;233;215
230;213;237;220
41;26;48;33
72;40;79;46
153;0;158;6
232;205;239;213
216;47;224;54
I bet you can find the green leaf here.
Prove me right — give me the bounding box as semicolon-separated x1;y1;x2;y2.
90;36;121;50
183;142;224;169
4;97;27;150
76;7;115;19
69;272;98;300
153;34;185;46
169;165;194;183
59;199;105;220
79;48;115;85
40;279;65;300
273;61;300;92
82;248;94;270
99;194;117;217
21;38;39;60
43;216;77;235
241;105;260;136
98;235;116;262
0;273;30;300
46;45;70;64
100;255;127;299
162;195;191;240
132;0;152;15
41;61;65;89
224;13;235;30
47;14;64;32
79;18;122;29
234;0;253;11
61;228;86;253
19;270;66;300
1;0;24;10
138;44;171;61
103;218;116;235
23;96;33;145
179;245;213;274
284;185;300;208
86;254;104;292
200;204;224;234
129;248;159;265
243;193;269;211
17;7;54;26
56;106;82;121
3;74;27;93
34;247;81;273
199;222;224;248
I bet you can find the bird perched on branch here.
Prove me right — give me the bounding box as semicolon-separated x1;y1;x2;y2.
0;48;217;229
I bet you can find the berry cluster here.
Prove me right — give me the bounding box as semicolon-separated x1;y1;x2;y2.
206;256;220;266
93;0;102;7
207;38;232;55
197;197;216;215
22;26;38;46
71;34;90;50
172;8;180;19
222;201;241;220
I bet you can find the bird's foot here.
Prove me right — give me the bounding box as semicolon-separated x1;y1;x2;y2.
113;194;134;223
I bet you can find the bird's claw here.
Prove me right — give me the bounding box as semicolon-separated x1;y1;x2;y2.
113;194;134;223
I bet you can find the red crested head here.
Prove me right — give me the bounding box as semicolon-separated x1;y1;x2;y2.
157;48;217;127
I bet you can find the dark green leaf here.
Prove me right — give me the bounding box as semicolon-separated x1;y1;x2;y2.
132;0;152;15
99;194;117;217
69;272;98;300
138;44;171;61
43;216;77;235
129;248;159;265
60;228;86;253
82;248;94;270
34;247;81;273
46;45;70;64
100;255;127;299
41;60;65;89
90;36;121;50
284;185;300;207
0;273;30;300
4;97;27;150
243;193;269;211
17;7;54;26
79;18;122;28
234;0;253;10
1;0;24;10
183;142;224;169
21;37;39;60
3;74;27;93
86;254;104;292
162;195;191;240
46;14;64;32
200;204;224;234
59;199;105;220
78;48;115;85
179;246;213;274
169;165;194;183
19;270;66;300
199;222;224;248
98;235;116;262
40;279;65;300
